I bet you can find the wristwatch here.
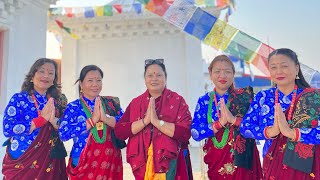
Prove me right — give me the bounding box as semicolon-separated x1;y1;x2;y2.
159;120;165;126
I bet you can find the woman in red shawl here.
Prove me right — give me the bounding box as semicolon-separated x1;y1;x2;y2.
191;55;262;180
114;59;193;180
2;58;67;180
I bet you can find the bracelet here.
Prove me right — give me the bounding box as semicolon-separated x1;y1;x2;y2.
212;121;223;131
264;126;277;139
33;116;47;128
218;120;225;128
291;128;300;142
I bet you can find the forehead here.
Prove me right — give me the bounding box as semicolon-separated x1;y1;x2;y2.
84;70;102;78
212;60;233;69
38;63;55;70
269;54;294;65
146;64;164;73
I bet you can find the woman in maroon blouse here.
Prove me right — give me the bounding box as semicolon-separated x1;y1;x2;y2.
114;59;193;180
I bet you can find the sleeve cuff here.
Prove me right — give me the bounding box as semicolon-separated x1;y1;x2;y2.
32;116;47;128
115;115;121;122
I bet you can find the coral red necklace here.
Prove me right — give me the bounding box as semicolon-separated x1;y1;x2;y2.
275;85;297;122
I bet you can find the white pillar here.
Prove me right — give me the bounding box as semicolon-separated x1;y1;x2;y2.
61;37;79;102
184;35;205;147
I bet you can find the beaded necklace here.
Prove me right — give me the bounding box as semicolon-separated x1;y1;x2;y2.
31;94;41;116
80;96;107;144
275;85;298;124
207;89;230;149
31;93;50;116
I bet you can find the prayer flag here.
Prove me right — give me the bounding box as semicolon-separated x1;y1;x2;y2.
145;0;170;16
133;3;142;14
163;0;197;29
225;31;261;62
84;7;95;18
113;4;122;14
203;19;237;50
64;7;73;17
95;6;104;17
104;5;113;16
251;43;274;76
184;7;217;40
55;20;63;28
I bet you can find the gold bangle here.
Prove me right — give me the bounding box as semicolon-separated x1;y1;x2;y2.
218;120;225;128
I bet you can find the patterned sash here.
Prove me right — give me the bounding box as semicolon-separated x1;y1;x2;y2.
2;124;67;180
283;88;320;173
2;93;68;180
228;86;255;169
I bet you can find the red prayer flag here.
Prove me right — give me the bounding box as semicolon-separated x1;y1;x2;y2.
55;20;63;28
146;0;169;16
64;7;73;17
113;4;122;14
251;43;275;77
216;0;228;7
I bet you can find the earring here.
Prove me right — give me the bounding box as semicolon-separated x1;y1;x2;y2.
296;74;300;79
30;79;33;83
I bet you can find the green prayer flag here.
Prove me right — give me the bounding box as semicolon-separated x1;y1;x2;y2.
104;5;113;16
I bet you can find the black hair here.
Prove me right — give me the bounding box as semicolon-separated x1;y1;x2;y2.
268;48;310;89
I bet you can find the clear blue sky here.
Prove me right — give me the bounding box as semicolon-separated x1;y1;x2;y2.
227;0;320;70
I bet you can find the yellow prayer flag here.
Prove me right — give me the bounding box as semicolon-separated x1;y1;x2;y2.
95;6;104;17
70;33;79;39
203;19;237;50
195;0;205;5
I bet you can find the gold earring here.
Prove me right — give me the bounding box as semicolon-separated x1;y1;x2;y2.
296;74;300;79
30;79;33;83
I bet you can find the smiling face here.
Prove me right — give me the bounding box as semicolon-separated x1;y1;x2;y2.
144;64;166;96
80;70;102;100
209;60;234;94
32;63;55;94
268;54;299;88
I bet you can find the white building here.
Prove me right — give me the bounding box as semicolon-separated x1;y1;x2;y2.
47;6;222;147
0;0;57;176
49;7;221;108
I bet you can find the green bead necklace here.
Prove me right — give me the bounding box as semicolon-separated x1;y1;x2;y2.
80;96;107;144
207;90;230;149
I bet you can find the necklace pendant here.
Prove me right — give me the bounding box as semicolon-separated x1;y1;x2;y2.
228;139;233;146
96;122;104;130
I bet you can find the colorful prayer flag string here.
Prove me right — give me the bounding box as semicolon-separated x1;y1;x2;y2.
55;20;79;39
